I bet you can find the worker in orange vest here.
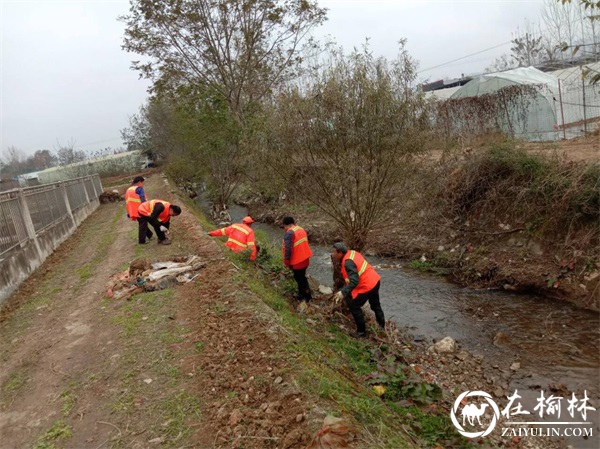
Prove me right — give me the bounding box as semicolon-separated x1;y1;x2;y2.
282;216;313;302
125;176;153;244
137;199;182;245
208;216;257;260
332;242;385;338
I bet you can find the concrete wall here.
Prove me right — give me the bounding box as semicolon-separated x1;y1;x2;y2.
0;176;101;304
0;199;99;303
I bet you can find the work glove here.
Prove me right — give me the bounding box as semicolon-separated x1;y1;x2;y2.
159;225;168;233
334;291;343;304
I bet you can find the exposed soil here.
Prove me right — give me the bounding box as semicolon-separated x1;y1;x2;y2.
0;175;333;449
1;172;595;449
243;132;600;311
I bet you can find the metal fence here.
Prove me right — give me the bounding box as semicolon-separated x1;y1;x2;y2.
0;191;29;255
0;174;102;258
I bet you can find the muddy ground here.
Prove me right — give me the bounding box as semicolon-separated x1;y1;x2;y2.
0;173;595;449
0;175;339;449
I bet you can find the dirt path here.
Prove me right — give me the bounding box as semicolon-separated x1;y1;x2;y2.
0;175;336;449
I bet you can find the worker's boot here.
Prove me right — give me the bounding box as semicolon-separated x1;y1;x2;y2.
159;239;172;245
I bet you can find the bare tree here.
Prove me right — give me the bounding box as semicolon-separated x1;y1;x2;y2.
266;42;429;250
55;140;86;166
121;0;327;123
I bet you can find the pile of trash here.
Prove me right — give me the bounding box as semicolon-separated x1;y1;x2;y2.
106;255;206;300
99;190;122;203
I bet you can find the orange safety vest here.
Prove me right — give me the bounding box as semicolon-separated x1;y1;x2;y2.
138;200;171;223
340;250;381;299
125;186;143;220
209;223;257;260
282;225;313;265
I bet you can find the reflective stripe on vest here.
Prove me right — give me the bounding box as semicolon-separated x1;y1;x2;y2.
231;224;250;235
283;225;312;266
228;238;247;248
125;186;142;220
349;250;368;275
225;223;252;251
139;200;170;223
341;250;381;299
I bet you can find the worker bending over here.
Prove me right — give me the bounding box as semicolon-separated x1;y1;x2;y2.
208;216;257;261
332;242;385;338
137;199;181;245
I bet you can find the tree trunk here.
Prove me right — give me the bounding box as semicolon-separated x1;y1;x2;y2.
332;254;345;292
211;201;231;224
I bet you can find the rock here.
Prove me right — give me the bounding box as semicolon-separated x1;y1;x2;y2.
318;285;333;295
584;271;599;282
217;405;228;419
493;331;510;347
526;240;544;256
455;351;468;361
148;437;165;444
229;409;243;426
437;245;445;251
274;376;283;385
143;378;153;384
432;337;457;354
296;414;304;423
494;387;504;398
510;362;521;371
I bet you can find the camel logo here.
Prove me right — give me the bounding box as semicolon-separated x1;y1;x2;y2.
451;391;501;438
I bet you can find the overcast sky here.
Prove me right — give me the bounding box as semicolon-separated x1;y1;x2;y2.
1;0;545;158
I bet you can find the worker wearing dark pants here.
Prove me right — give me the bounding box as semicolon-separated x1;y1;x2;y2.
138;216;169;243
125;176;153;243
332;242;385;337
292;267;311;301
348;281;385;335
282;216;313;302
137;218;154;243
137;200;181;245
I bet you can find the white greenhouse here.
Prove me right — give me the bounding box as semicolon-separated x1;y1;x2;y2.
449;67;561;141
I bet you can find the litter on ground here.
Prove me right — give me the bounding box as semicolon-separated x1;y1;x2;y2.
106;255;206;300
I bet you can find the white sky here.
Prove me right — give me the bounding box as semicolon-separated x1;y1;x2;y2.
1;0;545;158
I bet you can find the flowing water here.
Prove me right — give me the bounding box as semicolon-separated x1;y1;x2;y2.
202;199;600;447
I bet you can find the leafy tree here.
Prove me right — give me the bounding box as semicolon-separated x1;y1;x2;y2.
32;150;57;170
121;105;154;158
121;0;327;122
265;42;429;250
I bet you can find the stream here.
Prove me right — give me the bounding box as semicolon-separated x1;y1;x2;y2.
201;200;600;448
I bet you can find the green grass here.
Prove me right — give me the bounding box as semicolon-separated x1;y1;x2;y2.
194;341;205;354
32;420;72;449
172;180;471;448
60;390;76;417
77;265;92;280
155;392;201;441
408;259;434;271
2;371;27;394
